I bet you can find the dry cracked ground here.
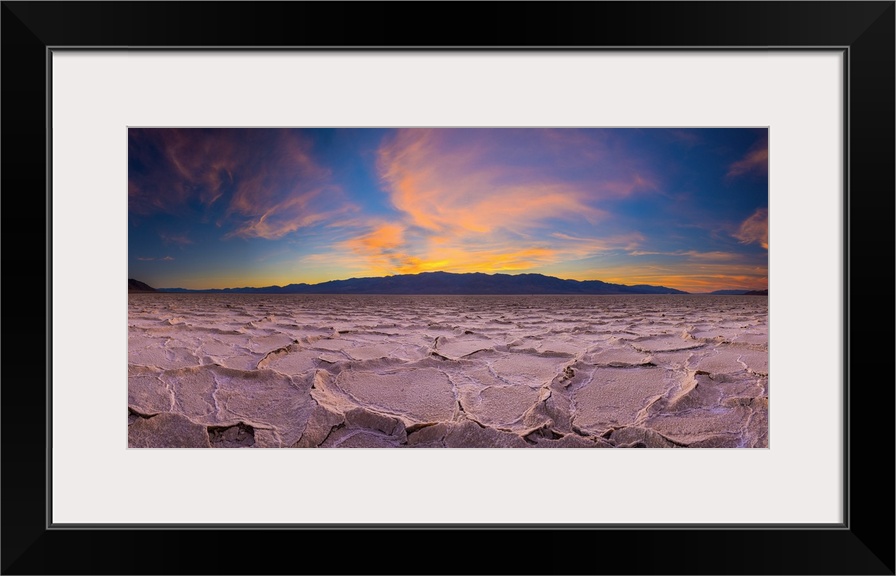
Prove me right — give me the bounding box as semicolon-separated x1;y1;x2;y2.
128;294;768;448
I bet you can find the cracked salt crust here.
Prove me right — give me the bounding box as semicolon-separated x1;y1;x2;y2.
128;294;768;448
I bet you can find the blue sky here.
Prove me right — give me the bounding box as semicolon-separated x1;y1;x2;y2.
129;128;768;292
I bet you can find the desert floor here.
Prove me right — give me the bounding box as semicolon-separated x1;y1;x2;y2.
128;294;768;448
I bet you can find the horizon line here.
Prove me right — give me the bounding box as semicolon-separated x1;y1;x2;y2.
129;271;768;294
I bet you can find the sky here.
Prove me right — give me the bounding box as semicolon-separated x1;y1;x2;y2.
128;128;768;293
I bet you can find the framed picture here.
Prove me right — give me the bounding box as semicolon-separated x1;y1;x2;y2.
5;2;892;574
125;125;772;453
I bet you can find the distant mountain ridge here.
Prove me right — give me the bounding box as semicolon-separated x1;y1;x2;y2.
128;279;157;293
708;289;769;295
156;271;689;295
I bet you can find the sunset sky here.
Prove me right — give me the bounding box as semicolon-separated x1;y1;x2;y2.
128;128;768;293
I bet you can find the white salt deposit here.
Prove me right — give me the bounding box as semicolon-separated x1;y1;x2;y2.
128;294;768;448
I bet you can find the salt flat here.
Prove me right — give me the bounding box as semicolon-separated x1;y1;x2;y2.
128;294;768;448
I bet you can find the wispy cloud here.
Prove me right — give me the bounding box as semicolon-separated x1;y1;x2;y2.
128;129;233;215
136;256;174;262
733;208;768;249
226;187;357;240
129;129;356;240
599;262;767;293
377;129;663;232
550;232;646;255
352;128;655;276
727;138;768;178
378;130;603;234
666;129;702;147
159;232;193;246
629;249;739;262
332;221;560;276
340;222;410;272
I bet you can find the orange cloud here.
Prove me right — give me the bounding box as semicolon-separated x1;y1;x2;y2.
356;129;656;277
597;262;768;293
733;208;769;249
377;129;612;235
340;223;409;273
420;245;558;273
353;223;405;252
335;219;564;277
727;145;768;178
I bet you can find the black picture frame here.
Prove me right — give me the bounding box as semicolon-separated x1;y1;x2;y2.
2;2;893;574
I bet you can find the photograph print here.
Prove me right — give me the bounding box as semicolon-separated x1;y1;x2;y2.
128;128;769;448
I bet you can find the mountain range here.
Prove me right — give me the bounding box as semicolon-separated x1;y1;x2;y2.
708;289;769;296
147;271;690;295
128;278;158;293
